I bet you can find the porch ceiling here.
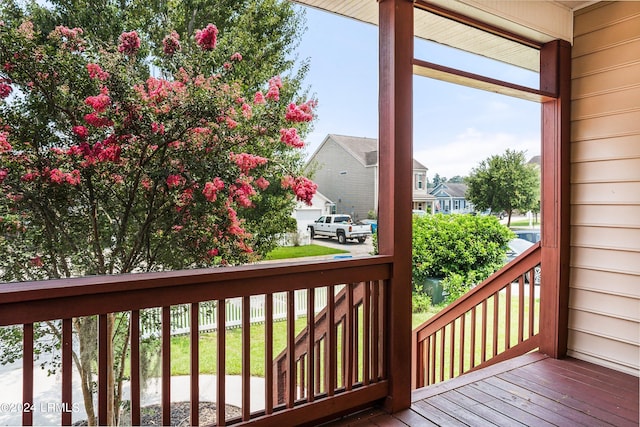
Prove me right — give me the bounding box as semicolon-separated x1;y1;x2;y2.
292;0;595;72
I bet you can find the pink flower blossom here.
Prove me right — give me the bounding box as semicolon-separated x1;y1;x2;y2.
0;169;7;183
0;82;12;99
281;175;295;189
84;113;113;128
166;174;185;188
49;168;65;184
285;101;314;122
230;52;242;61
66;170;81;185
85;88;110;113
241;103;252;119
207;248;219;257
282;176;317;206
29;256;43;267
232;181;256;208
18;21;35;39
179;188;194;206
47;168;80;186
118;31;141;55
265;76;282;101
231;152;268;174
225;117;238;129
151;122;165;134
50;25;84;51
0;131;12;153
21;172;38;182
279;128;304;148
253;91;265;105
97;144;121;162
72;125;88;139
87;63;109;81
162;31;181;56
223;62;232;70
202;177;224;202
255;177;270;190
195;24;219;50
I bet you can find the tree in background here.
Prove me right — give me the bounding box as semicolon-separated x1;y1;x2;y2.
432;173;443;188
0;17;315;424
447;175;465;183
465;149;539;226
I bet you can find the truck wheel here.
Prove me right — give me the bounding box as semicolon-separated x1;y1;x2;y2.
309;227;315;239
337;232;346;244
357;236;366;243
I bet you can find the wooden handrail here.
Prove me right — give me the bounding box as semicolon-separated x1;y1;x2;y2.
412;243;542;388
0;256;392;325
0;257;392;426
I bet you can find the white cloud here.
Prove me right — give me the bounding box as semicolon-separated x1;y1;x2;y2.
414;128;539;179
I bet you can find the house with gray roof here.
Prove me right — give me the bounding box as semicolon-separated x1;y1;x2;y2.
305;134;435;219
430;182;473;214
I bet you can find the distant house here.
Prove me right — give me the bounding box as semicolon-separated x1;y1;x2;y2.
411;161;437;213
292;190;334;234
528;155;541;167
430;182;473;214
306;134;434;219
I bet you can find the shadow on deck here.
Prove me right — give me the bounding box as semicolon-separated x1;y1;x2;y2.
324;352;639;426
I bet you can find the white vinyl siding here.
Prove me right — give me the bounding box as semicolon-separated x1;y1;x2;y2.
569;1;640;376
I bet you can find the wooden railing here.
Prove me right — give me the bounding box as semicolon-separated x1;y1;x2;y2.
141;288;334;336
412;243;542;389
272;281;382;406
0;256;392;426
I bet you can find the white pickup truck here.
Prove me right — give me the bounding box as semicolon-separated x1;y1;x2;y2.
308;214;372;244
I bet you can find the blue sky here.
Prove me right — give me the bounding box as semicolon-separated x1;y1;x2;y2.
293;6;541;179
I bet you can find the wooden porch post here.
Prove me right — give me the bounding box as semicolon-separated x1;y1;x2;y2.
539;39;571;358
378;0;413;412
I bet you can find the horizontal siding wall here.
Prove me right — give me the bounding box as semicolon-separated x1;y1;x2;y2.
308;138;376;220
569;1;640;376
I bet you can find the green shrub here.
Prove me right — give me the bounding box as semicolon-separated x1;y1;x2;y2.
412;214;514;302
412;291;432;313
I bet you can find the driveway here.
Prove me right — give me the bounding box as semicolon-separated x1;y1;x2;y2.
310;235;375;258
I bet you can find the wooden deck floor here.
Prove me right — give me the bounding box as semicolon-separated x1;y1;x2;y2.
324;352;639;426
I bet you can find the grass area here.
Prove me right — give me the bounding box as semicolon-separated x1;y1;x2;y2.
163;297;537;381
412;304;445;328
165;303;443;377
170;317;307;377
509;219;541;227
264;244;348;260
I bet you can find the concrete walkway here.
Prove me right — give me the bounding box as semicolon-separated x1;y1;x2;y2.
0;359;265;426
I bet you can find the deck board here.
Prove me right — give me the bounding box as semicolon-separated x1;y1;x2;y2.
322;353;639;426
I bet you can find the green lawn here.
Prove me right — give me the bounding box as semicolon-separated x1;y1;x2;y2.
163;298;535;380
165;304;442;377
264;244;348;260
509;219;541;227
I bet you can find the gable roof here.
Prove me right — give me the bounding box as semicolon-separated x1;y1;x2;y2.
308;134;428;170
431;182;468;198
327;134;378;166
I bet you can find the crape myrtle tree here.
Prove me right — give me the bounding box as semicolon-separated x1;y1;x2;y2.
2;0;308;94
0;19;316;425
465;149;539;226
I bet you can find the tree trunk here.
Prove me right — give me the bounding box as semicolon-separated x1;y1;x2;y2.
107;313;116;427
75;317;97;426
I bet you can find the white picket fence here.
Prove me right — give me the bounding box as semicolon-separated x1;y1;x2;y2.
141;287;342;337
